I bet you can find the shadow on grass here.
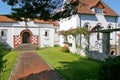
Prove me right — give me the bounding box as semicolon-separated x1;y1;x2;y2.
56;58;101;80
18;70;64;80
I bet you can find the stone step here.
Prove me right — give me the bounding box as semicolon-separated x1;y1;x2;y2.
13;44;36;51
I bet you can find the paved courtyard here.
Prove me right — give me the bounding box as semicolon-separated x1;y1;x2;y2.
9;51;63;80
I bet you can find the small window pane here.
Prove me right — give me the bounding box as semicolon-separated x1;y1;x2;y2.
45;31;49;37
55;28;58;33
1;31;4;36
95;8;103;14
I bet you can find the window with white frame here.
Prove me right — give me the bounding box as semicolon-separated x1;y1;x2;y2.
44;30;49;37
107;24;114;40
55;28;58;33
1;31;4;36
95;24;103;40
94;8;103;15
107;24;113;29
0;30;7;40
84;22;91;30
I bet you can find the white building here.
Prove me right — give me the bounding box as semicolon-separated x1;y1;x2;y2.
0;15;60;48
59;0;119;55
0;0;119;56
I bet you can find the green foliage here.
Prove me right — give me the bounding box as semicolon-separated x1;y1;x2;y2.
60;27;89;45
0;43;10;57
0;51;19;80
0;59;7;79
60;27;89;37
3;0;80;20
60;30;71;37
61;45;70;52
99;56;120;80
71;27;89;36
3;0;63;20
0;43;10;79
54;45;60;47
35;46;40;50
77;45;82;49
37;47;101;80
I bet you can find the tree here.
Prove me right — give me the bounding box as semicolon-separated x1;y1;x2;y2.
2;0;79;20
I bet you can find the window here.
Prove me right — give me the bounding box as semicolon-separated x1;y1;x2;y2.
1;31;4;36
0;30;7;40
84;22;91;30
45;31;49;37
95;25;103;40
55;28;58;33
107;24;113;29
94;8;103;14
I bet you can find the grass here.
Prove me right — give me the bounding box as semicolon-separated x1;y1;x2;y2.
37;47;101;80
0;51;19;80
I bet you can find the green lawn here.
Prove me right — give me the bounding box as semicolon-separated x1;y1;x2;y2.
0;51;19;80
37;47;101;80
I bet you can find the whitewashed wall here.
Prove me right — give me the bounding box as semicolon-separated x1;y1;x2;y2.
0;21;58;48
59;14;118;53
59;15;80;46
39;28;54;48
0;22;14;48
54;26;60;45
80;14;118;52
38;23;54;47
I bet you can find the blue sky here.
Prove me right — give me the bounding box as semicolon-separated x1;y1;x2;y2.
0;0;120;21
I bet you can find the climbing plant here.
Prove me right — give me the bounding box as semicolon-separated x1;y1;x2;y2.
59;27;89;47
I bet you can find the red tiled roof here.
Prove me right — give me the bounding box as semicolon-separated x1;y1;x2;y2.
0;15;59;26
34;19;59;26
77;0;119;17
89;0;99;8
77;3;94;15
0;15;15;22
89;0;104;9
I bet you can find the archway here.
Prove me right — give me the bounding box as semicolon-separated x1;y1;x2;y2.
22;32;30;43
20;29;33;44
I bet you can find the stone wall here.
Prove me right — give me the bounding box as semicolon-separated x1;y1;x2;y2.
76;49;115;61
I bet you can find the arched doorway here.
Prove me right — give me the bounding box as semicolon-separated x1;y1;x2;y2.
22;32;30;43
20;29;33;44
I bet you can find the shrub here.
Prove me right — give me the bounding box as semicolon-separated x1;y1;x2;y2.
0;43;10;78
35;46;40;50
0;43;9;57
99;56;120;80
61;45;70;52
54;45;59;47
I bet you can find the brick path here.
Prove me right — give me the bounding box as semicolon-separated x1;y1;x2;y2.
9;51;63;80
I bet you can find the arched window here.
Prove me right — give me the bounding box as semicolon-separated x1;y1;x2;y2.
96;23;103;29
107;23;113;29
84;22;91;30
96;23;103;40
